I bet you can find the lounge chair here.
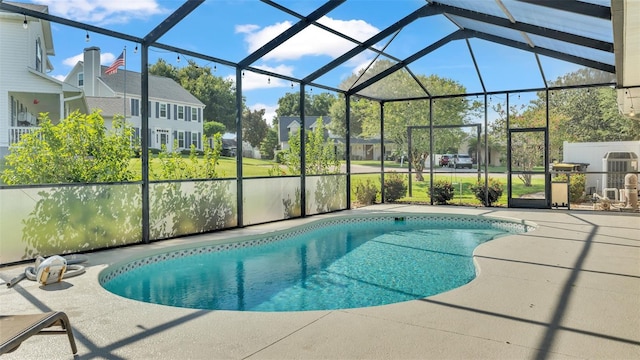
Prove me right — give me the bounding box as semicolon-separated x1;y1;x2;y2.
0;311;77;355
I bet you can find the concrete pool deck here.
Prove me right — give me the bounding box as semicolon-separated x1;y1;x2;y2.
1;204;638;359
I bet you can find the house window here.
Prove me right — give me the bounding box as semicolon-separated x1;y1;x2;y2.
78;73;84;87
191;132;198;147
177;106;184;120
35;38;42;72
131;99;140;116
178;132;185;148
191;108;198;122
159;103;167;118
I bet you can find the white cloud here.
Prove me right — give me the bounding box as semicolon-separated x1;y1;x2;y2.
55;52;118;81
226;65;295;91
62;52;116;67
237;16;380;62
249;103;278;125
316;16;380;43
63;54;83;67
33;0;167;25
100;53;116;65
235;24;260;34
346;52;377;73
254;64;294;78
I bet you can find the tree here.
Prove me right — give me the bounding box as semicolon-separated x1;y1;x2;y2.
535;68;639;145
491;102;545;186
276;92;306;117
275;91;337;118
492;67;640;188
203;121;226;138
285;118;339;175
260;128;279;160
331;60;475;181
327;95;377;137
309;92;337;116
242;108;269;148
1;111;134;185
147;58;178;80
150;59;239;130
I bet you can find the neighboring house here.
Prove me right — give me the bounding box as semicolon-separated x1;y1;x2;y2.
64;47;205;151
332;136;396;161
278;116;396;160
459;135;502;166
278;116;331;150
0;1;86;157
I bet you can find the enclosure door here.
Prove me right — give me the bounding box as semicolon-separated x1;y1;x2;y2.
508;128;550;208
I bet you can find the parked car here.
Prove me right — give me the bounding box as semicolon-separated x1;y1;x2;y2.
439;155;451;167
450;154;473;169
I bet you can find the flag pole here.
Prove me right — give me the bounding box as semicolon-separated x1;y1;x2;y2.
123;46;127;119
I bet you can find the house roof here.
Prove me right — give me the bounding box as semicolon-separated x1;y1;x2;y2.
96;65;204;106
85;97;130;118
3;1;47;13
278;116;330;143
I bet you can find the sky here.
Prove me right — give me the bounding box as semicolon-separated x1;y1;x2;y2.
23;0;599;125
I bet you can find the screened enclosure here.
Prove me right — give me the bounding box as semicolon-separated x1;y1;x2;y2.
0;0;638;265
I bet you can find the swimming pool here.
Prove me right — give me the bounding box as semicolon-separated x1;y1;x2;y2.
100;213;534;312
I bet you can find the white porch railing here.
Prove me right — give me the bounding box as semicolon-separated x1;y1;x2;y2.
9;127;40;145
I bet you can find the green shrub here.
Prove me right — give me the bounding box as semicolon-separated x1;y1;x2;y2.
1;111;134;185
354;179;379;205
384;172;407;202
275;151;286;164
552;173;586;203
181;149;204;156
470;178;504;206
429;180;454;204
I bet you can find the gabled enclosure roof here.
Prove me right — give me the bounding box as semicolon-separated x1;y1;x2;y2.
2;0;637;101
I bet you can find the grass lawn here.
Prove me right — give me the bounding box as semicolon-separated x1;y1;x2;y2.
128;156;279;179
153;154;544;206
7;155;545;208
350;172;546;207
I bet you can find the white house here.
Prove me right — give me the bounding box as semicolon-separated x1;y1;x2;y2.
0;1;86;157
1;2;205;156
64;47;205;151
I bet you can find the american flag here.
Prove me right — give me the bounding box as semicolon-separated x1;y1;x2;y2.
105;51;125;75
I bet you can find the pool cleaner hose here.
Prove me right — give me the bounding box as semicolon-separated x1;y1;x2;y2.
6;255;87;288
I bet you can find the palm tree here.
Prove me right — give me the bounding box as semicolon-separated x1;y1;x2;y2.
466;135;505;167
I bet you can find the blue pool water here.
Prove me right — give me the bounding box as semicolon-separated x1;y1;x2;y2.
101;215;530;311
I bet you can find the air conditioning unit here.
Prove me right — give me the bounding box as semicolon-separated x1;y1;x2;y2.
602;152;639;193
